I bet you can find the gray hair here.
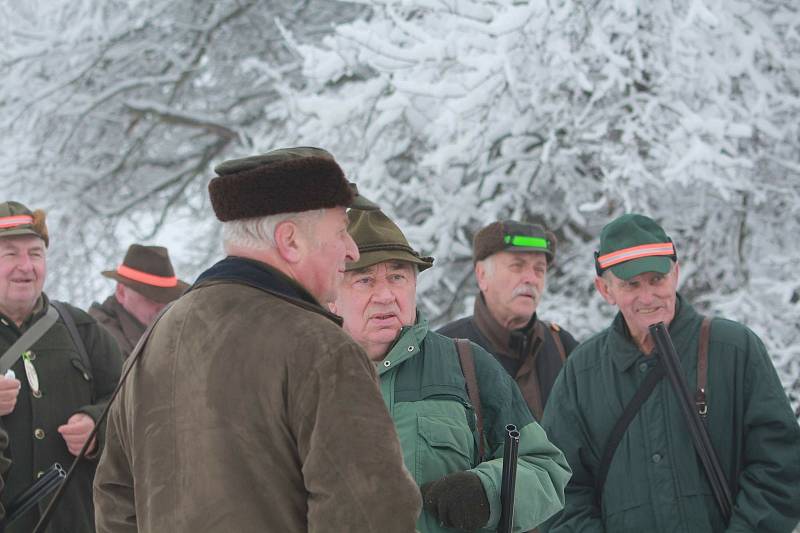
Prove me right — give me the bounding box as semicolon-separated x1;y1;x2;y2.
222;209;325;253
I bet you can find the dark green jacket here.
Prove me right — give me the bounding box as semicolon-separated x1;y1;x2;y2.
541;294;800;533
0;294;123;533
382;314;571;532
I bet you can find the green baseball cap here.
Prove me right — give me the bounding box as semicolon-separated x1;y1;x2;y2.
0;201;49;247
595;213;676;280
346;209;434;272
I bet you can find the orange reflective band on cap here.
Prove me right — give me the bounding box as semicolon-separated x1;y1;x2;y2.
116;265;178;287
597;242;675;269
0;215;34;228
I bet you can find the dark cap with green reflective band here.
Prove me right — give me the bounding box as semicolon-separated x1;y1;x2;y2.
595;213;677;280
209;146;377;221
0;201;49;247
473;220;556;264
346;209;434;272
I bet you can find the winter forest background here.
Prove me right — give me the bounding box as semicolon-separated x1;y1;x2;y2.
1;0;798;412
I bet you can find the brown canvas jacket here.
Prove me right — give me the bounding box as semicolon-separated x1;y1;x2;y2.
88;295;145;359
438;294;577;419
94;258;421;533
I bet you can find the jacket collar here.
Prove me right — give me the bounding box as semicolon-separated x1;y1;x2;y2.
473;292;541;359
104;295;147;340
608;292;698;372
193;256;342;325
377;311;428;376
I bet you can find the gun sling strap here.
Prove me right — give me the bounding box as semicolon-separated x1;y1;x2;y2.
454;338;485;461
596;316;713;499
0;306;59;374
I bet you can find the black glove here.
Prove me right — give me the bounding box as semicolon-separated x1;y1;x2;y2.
420;471;490;531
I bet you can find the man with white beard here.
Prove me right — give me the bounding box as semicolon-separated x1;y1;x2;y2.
438;220;577;420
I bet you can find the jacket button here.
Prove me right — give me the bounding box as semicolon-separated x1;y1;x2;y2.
36;470;45;479
32;390;42;399
27;351;36;361
383;360;391;367
652;453;662;463
34;428;45;440
639;362;648;373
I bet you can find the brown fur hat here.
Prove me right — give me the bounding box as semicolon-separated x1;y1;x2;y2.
209;147;358;221
473;220;556;265
0;201;49;247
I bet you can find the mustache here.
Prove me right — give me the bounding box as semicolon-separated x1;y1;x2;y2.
512;284;541;299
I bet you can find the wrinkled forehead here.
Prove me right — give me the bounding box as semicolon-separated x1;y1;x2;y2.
0;234;46;252
493;249;548;265
347;260;415;276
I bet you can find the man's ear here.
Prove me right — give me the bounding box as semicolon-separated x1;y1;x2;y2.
594;275;616;305
115;283;127;304
475;261;488;292
274;220;304;264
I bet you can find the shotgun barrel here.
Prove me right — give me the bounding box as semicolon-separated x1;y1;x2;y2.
498;423;520;533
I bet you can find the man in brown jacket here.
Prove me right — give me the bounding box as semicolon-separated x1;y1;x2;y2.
93;147;422;533
438;221;578;420
89;244;188;358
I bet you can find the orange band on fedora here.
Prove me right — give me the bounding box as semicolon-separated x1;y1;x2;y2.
0;215;34;228
598;242;675;269
117;265;178;288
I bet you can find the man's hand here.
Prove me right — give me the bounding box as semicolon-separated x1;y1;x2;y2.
58;413;96;456
420;471;490;531
0;376;21;416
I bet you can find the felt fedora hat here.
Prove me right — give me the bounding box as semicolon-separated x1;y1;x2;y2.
346;209;434;272
102;244;189;303
0;201;49;246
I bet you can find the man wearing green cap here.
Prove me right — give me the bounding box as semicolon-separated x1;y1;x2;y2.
541;213;800;532
439;220;578;420
332;209;571;533
93;148;421;533
0;201;123;533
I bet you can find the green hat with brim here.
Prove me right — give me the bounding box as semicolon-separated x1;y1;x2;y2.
595;213;676;280
346;209;434;272
0;201;49;247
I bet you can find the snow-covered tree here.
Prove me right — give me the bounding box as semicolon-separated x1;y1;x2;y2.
0;0;365;303
278;0;800;405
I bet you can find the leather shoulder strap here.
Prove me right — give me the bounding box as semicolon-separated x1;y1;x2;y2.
695;316;712;418
50;302;93;380
548;322;567;363
454;338;485;461
0;306;59;374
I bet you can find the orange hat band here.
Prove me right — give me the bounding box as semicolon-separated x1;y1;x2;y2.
117;265;178;288
597;242;675;269
0;215;34;228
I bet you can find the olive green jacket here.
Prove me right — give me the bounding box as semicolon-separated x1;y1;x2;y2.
0;294;123;533
382;314;571;532
94;257;421;533
541;294;800;533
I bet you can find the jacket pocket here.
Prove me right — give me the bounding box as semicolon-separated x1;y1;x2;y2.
416;415;474;484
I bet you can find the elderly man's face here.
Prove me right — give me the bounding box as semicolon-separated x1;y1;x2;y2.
116;284;167;326
297;207;359;304
476;251;547;330
0;235;46;321
594;263;680;350
333;261;417;361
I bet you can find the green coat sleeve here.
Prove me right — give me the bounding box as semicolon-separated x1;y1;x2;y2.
467;344;571;531
539;360;605;533
724;328;800;532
